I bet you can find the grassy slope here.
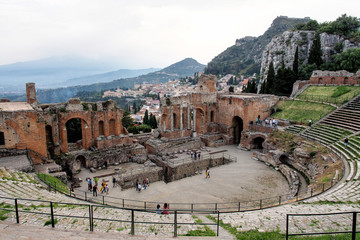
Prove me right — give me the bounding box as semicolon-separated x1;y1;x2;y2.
297;86;360;105
271;100;336;123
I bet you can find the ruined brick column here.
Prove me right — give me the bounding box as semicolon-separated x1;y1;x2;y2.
180;106;183;130
26;82;37;104
158;114;162;131
170;107;174;131
187;107;191;129
192;108;196;132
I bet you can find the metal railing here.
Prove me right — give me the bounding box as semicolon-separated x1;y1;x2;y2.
167;152;237;165
0;196;220;237
286;211;359;240
296;93;359;106
37;172;342;213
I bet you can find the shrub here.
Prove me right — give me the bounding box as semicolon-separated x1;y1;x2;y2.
331;86;351;98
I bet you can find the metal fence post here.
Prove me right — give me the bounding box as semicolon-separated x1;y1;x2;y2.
286;214;289;240
54;182;56;194
352;212;357;240
122;199;125;208
260;200;262;209
215;203;217;211
279;196;281;205
191;203;193;213
322;184;325;192
174;210;177;237
217;211;220;237
144;202;146;210
50;202;55;228
131;209;135;235
15;198;19;224
85;192;87;201
89;205;93;232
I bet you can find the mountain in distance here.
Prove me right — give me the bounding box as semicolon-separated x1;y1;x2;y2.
15;58;205;103
0;56;123;94
65;68;160;86
205;16;310;77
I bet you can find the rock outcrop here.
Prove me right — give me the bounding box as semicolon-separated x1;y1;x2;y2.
259;30;360;90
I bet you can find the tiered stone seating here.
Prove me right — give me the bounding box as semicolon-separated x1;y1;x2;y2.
300;124;352;145
0;167;200;236
319;95;360;132
285;125;306;134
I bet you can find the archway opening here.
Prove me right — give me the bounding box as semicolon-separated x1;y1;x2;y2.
45;125;54;158
344;77;349;84
161;114;168;130
66;118;82;143
232;116;243;144
195;108;205;133
0;132;4;145
76;155;86;168
253;137;265;149
331;77;335;84
319;78;323;84
173;113;178;129
210;111;214;122
109;119;116;135
279;155;289;164
99;121;104;136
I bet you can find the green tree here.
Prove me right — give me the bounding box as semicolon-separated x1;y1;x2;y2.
121;110;134;129
265;62;275;94
149;114;158;129
333;48;360;73
293;46;299;78
308;33;323;67
299;63;317;80
143;110;149;125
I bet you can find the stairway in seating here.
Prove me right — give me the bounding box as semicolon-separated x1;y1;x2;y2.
318;94;360;132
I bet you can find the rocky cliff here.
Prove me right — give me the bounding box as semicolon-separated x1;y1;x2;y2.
205;16;310;77
259;30;360;89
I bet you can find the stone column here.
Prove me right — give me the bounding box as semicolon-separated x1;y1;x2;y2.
193;108;196;131
170;107;174;131
180;106;183;130
158;114;162;131
187;107;191;129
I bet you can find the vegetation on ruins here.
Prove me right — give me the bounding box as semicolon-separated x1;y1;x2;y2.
121;110;134;129
36;173;70;194
271;100;336;123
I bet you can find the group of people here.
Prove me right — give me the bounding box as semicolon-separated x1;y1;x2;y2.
190;151;201;160
86;176;111;197
256;115;278;128
156;203;169;214
135;178;150;192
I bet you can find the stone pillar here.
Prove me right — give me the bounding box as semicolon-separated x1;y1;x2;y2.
180;106;183;130
26;82;37;104
193;108;196;131
104;113;109;137
170;107;174;131
158;114;162;131
187;107;191;129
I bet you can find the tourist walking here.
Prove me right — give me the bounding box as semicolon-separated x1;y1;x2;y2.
88;178;92;192
112;176;116;187
194;151;197;160
309;119;312;127
135;179;139;191
162;203;169;214
143;179;147;190
94;177;98;186
344;137;349;148
198;152;201;160
146;177;150;186
205;167;210;179
191;152;193;159
93;184;97;196
138;182;142;192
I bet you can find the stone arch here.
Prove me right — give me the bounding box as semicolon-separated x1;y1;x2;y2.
76;155;86;168
252;136;265;149
318;77;323;84
279;154;289;164
0;131;4;145
66;118;82;144
331;77;335;84
232;116;243;144
98;121;104;136
344;77;349;84
109;119;116;135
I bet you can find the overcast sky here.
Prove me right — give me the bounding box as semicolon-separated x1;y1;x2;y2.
0;0;359;69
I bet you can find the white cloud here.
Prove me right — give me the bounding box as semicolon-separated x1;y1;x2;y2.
0;0;359;68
